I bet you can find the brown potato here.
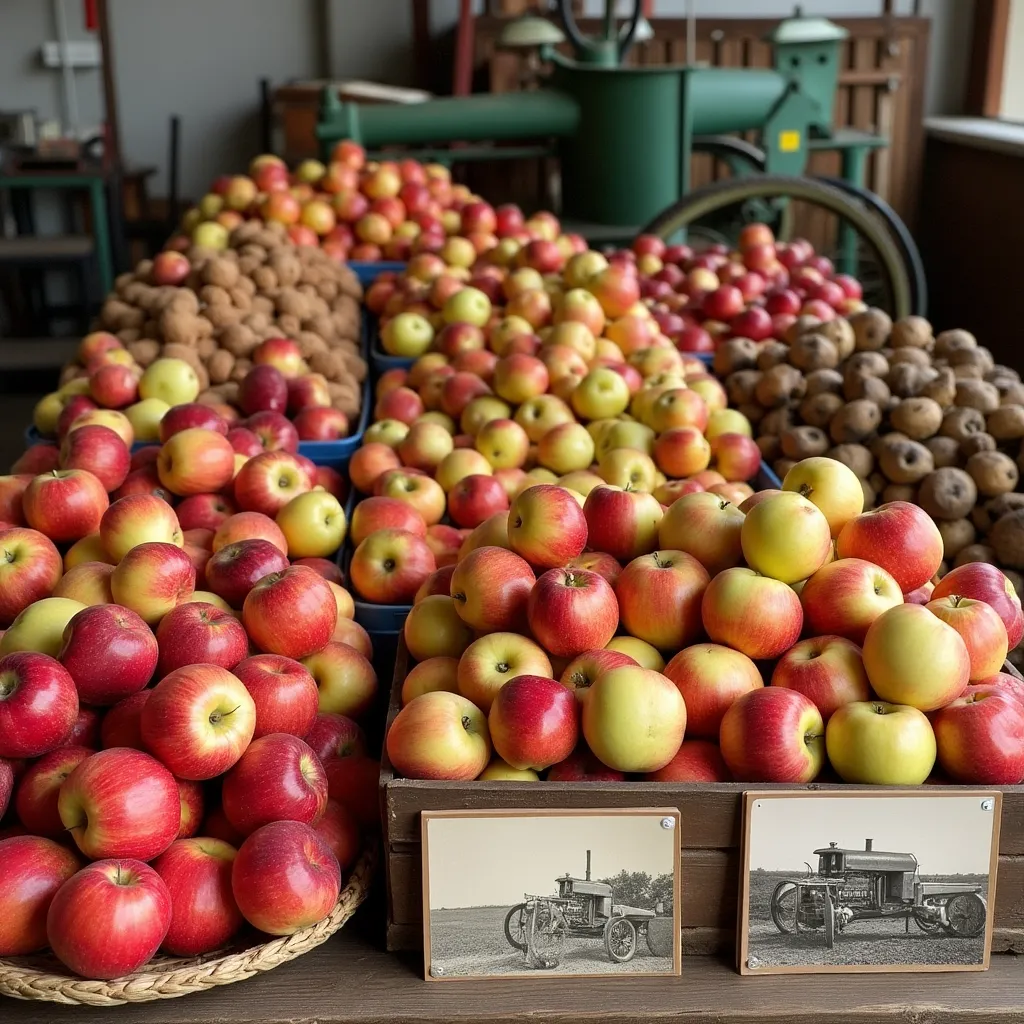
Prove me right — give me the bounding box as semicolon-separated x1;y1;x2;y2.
829;399;881;445
986;492;1024;524
986;404;1024;442
917;467;978;521
890;315;933;349
815;318;855;361
845;351;890;379
754;364;806;408
954;543;998;568
755;341;791;372
881;483;917;505
934;328;977;359
938;518;976;559
799;392;845;429
788;334;839;372
921;367;957;408
959;433;997;459
780;426;831;460
955;379;1000;413
828;443;874;479
760;407;796;437
939;406;986;442
725;369;763;407
988;509;1024;570
773;457;797;480
850;308;892;351
966;450;1019;497
860;476;878;509
888;347;932;369
890;397;943;440
877;437;935;484
757;434;782;462
804;368;844;397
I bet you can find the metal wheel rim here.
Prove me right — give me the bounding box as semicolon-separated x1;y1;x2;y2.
770;881;798;934
504;903;528;952
605;919;637;962
944;893;986;938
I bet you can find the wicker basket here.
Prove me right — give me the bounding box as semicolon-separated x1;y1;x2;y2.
0;839;377;1006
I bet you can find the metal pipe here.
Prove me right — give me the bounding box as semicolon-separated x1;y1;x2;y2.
586;850;591;881
686;0;696;66
53;0;80;136
865;839;873;851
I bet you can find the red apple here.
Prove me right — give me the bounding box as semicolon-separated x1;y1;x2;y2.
59;425;131;492
349;528;437;604
932;686;1024;785
313;799;360;872
447;474;509;529
663;643;763;739
14;746;93;837
239;364;288;416
304;712;367;763
582;486;663;564
22;469;109;543
231;820;341;935
545;747;626;781
176;778;204;838
643;740;732;782
233;451;310;517
615;550;709;652
969;672;1024;709
204;539;289;609
110;541;196;625
58;748;180;860
0;652;79;758
0;528;64;626
242;565;337;659
175;493;237;532
152;837;243;956
159;403;228;441
140;664;256;780
932;562;1024;649
156;601;249;677
0;835;80;955
527;567;619;658
926;595;1008;682
57;604;157;705
487;675;579;771
449;545;534;632
507;484;588;570
701;567;804;660
46;857;172;979
234;654;319;739
100;690;150;750
800;558;904;645
212;511;288;555
771;635;872;721
11;444;61;476
719;687;825;783
836;500;944;593
386;690;490;780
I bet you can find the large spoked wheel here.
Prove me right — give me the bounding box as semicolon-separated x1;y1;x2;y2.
604;917;638;963
526;902;566;969
823;891;837;950
770;881;799;934
640;175;915;319
504;903;528;952
944;892;987;938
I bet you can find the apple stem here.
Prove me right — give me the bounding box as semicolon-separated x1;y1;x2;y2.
0;675;17;699
383;559;396;572
798;483;813;498
950;594;964;607
461;715;473;732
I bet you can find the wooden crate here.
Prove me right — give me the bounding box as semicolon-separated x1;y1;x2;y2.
380;639;1024;955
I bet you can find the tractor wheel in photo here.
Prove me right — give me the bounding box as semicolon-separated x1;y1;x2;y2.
823;891;837;950
944;892;987;939
503;903;528;952
645;917;675;958
604;917;638;963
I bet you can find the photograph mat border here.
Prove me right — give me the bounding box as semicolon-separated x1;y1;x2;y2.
737;789;1003;976
420;806;683;982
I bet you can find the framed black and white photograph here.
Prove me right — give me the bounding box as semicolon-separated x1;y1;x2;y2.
421;808;681;981
738;790;1002;976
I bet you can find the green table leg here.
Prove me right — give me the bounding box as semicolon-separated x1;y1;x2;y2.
837;145;869;277
89;177;114;296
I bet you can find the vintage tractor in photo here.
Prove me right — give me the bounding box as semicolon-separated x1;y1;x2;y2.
769;838;989;950
316;1;926;315
503;850;674;969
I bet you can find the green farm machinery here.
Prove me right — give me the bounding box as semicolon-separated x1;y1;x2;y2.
317;1;924;316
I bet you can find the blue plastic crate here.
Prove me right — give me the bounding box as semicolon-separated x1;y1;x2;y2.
757;460;783;489
347;261;406;287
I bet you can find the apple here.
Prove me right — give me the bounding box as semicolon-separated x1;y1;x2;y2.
799;557;903;645
305;711;367;766
233;452;311;518
330;618;372;660
313;799;360;871
739;491;832;585
301;641;378;719
377;470;446;525
22;469;109;544
204;539;289;609
527;567;619;658
836;500;944;593
243;565;337;659
663;643;763;739
644;739;732;782
614;550;709;652
157;428;235;497
294;406;350;442
926;595;1008;682
719;687;825;783
507;484;587;569
58;425;130;492
63;533;114;571
580;486;661;565
932;687;1024;785
558;649;636;704
152;837;243;956
969;672;1024;709
13;746;93;837
0;835;80;955
400;657;459;706
58;748;180;860
158;403;228;441
212;511;289;555
349;528;436;604
771;635;872;721
232;654;319;739
862;604;971;711
582;666;685;772
487;675;579;771
381;312;435;357
139;358;201;407
46;857;172;979
782;457;864;538
0;527;64;626
222;733;328;836
231;820;340;935
474;419;530;471
457;632;552;713
701;567;804;660
386;690;491;780
402;594;474;661
545;747;625;781
110;541;196;625
176;778;204;839
932;562;1024;649
656;493;743;578
0;596;86;659
825;699;937;785
156;601;249;677
175;493;236;533
450;545;534;632
0;651;78;757
447;475;509;530
275;491;347;560
99;690;150;750
58;604;158;705
100;494;183;562
140;664;256;780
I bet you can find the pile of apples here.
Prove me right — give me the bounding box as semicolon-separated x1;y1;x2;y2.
0;443;379;977
382;455;1024;790
174;146;558;266
33;332;355;448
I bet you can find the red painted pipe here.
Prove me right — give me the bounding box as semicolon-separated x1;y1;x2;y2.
84;0;98;31
453;0;474;97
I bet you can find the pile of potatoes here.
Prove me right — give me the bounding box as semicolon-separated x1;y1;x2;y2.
715;310;1024;595
61;221;367;423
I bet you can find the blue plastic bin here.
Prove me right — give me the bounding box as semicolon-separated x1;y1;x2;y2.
347;261;406;288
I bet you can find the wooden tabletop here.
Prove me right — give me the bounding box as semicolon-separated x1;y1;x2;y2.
2;924;1021;1024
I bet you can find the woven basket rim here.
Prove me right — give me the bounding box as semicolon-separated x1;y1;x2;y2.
0;837;378;1007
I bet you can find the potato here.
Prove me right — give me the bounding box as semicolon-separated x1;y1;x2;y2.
829;399;881;445
965;450;1019;497
877;437;935;485
938;518;976;559
804;368;844;397
726;369;763;407
754;341;790;372
939;406;986;442
890;397;943;440
890;315;933;349
799;392;845;429
850;308;892;351
827;443;874;479
934;328;977;359
959;433;996;458
788;334;839;372
754;364;806;408
953;543;998;568
917;467;978;520
843;374;892;407
954;379;1000;413
989;509;1024;570
780;426;830;460
815;318;855;361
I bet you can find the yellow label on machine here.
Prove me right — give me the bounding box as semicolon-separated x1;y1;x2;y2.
778;130;801;152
